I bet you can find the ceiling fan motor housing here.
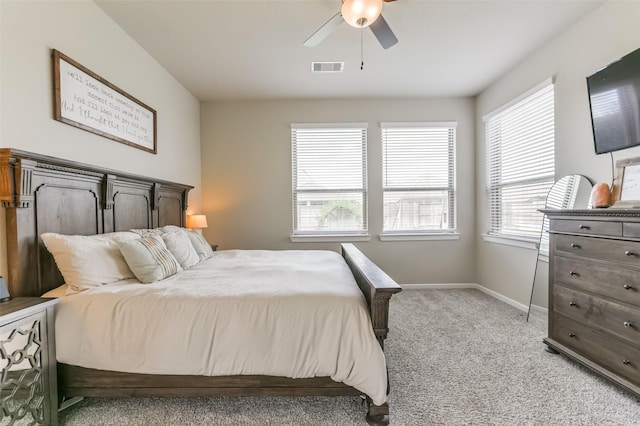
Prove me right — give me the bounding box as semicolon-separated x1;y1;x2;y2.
341;0;383;28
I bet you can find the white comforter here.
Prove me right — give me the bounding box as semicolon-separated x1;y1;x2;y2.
54;249;388;405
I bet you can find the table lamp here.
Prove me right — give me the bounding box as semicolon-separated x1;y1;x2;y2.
187;214;208;232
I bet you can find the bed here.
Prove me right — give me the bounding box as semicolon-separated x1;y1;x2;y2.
0;148;401;425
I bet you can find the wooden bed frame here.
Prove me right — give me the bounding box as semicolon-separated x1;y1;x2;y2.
0;148;402;425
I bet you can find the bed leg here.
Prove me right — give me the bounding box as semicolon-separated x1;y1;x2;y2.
366;399;389;426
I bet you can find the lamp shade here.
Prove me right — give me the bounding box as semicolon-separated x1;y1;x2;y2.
341;0;383;28
187;214;208;229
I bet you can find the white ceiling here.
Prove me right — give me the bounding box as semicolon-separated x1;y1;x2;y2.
95;0;604;101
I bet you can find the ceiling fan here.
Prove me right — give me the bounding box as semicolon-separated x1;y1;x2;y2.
304;0;398;49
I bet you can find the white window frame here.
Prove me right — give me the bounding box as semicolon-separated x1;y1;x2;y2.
484;78;555;246
380;122;458;241
290;123;370;242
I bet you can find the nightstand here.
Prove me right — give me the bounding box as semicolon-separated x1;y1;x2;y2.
0;298;59;425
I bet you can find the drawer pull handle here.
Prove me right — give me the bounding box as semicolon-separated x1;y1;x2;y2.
569;271;578;277
570;243;581;249
624;321;633;328
625;250;636;257
568;332;576;338
569;301;577;307
579;224;590;230
624;284;634;290
623;359;631;366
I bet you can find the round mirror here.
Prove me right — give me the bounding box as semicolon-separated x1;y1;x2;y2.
527;175;593;325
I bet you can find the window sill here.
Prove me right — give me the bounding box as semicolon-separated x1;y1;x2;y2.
290;234;372;243
379;232;460;242
482;234;539;250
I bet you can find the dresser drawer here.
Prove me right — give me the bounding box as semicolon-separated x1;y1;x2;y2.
554;256;640;307
550;219;622;237
623;222;640;238
551;313;640;387
554;285;640;345
554;234;640;267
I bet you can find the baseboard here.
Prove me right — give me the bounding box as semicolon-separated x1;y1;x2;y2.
401;283;530;313
402;283;476;290
528;304;548;316
527;303;548;329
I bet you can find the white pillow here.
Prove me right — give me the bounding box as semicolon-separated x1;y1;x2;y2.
95;231;141;243
186;230;214;261
118;235;183;283
161;230;200;269
129;226;181;237
129;228;164;237
159;225;182;234
41;232;139;294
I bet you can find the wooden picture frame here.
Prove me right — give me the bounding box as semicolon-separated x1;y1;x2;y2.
611;156;640;208
52;49;157;154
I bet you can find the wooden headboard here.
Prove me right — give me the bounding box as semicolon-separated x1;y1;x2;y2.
0;148;193;298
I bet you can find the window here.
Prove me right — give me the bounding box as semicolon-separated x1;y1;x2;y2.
486;80;555;241
291;123;367;236
381;122;456;234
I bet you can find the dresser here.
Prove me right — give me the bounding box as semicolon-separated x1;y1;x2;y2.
0;298;59;425
543;209;640;397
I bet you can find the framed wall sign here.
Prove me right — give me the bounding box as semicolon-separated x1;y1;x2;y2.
611;156;640;208
52;49;157;154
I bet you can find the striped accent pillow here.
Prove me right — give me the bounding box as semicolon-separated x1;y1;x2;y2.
118;235;182;283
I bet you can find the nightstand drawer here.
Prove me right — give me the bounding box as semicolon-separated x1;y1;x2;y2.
555;234;640;267
552;313;640;388
554;256;640;307
550;219;622;237
554;285;640;345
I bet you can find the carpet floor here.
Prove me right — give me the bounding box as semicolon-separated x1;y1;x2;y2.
58;289;640;425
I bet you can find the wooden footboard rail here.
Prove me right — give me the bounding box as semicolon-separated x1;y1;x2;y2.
341;244;402;350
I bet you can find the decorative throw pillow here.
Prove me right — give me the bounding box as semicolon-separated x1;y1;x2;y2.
95;231;141;243
129;228;164;237
41;232;139;294
158;225;183;234
118;234;182;283
186;229;214;261
161;230;200;269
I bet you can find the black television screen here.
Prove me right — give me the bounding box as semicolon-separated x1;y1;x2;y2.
587;47;640;154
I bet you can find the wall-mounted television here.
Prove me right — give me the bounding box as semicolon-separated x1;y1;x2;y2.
587;47;640;154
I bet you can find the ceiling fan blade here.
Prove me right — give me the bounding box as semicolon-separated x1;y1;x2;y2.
369;14;398;49
303;12;344;47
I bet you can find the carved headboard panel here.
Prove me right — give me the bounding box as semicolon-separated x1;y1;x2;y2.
0;149;193;297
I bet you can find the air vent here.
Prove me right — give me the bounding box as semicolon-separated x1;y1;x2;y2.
311;62;344;73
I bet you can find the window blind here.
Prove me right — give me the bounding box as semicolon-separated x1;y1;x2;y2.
486;82;555;240
291;123;367;234
381;122;456;232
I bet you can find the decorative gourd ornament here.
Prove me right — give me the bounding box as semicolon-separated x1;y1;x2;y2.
590;183;611;208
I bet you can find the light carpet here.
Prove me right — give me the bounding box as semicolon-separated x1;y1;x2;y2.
59;289;640;425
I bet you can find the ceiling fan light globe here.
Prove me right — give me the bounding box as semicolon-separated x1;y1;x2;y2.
341;0;382;28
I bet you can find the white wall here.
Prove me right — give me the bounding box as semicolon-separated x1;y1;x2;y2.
2;0;636;302
0;0;201;279
200;98;475;285
475;0;640;305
